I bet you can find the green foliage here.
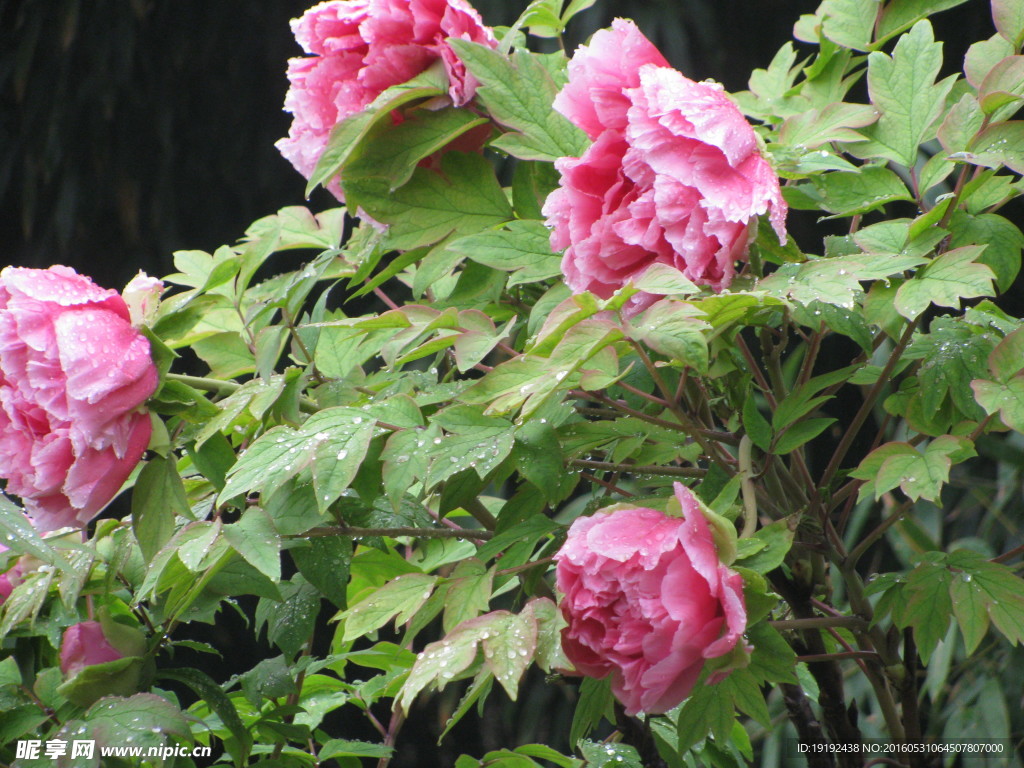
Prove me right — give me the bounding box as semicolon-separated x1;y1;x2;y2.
855;21;956;167
448;40;588;161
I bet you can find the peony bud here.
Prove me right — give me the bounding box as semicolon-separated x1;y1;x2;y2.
59;621;125;678
57;616;149;707
121;271;164;327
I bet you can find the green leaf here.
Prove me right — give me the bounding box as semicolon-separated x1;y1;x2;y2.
719;669;771;726
0;569;54;637
893;246;995;319
876;0;969;43
912;317;995;419
0;494;72;573
791;165;914;216
426;406;516;488
792;301;874;350
397;612;495;712
58;548;97;611
746;622;798;684
774;418;836;454
743;42;800;118
994;0;1024;48
342;573;439;642
900;559;954;662
524;597;569;673
160;668;252;763
856;21;956;166
345;152;513;251
263;578;322;658
950;568;990;654
967;35;1017;89
972;375;1024;430
514;419;567;499
130;457;189;562
578;741;642;768
979;55;1024;114
223;508;281;582
742;397;773;452
380;427;434;505
674;674;737;750
319;740;393;762
57;655;147;708
194;376;286;449
447;220;562;287
346;108;488;190
949;550;1024;647
188;432;237;492
435;669;494;744
570;676;615;747
85;693;191;751
758;254;887;308
949;212;1024;292
778;103;879;148
736;517;796;573
192;332;256;379
850;435;976;502
938;94;985;153
631;263;700;296
443;560;494;633
627;299;709;373
988;327;1024;381
918;150;956;194
0;656;21;687
306;62;448;195
818;0;877;50
291;534;352;609
965;121;1024;174
219;407;376;513
481;611;537;699
449;40;587;161
771;365;857;432
514;744;581;768
512;160;560;219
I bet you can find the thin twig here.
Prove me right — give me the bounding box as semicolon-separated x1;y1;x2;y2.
770;616;868;632
568;459;704;478
797;651;879;663
819;319;919;491
846;501;911;568
739;436;759;538
580;472;635;497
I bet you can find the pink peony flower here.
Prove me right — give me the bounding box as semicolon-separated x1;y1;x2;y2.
0;266;158;531
543;19;786;313
59;621;124;678
554;483;747;715
276;0;496;200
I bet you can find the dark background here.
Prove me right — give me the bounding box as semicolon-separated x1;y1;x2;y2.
0;0;1002;763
